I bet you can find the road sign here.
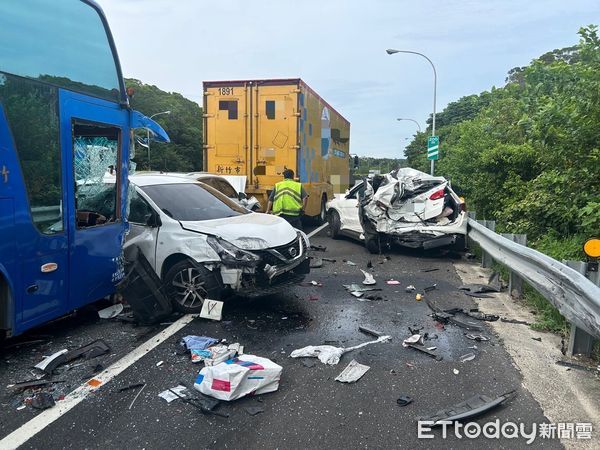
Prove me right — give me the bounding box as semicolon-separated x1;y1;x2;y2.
427;136;439;161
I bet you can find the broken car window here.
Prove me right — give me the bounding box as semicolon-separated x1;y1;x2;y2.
141;182;249;222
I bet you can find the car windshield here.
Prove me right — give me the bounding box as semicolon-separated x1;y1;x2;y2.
141;182;249;221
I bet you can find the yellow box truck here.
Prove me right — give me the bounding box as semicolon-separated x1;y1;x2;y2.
203;78;351;221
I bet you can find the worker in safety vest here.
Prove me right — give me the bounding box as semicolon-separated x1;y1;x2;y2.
266;169;308;230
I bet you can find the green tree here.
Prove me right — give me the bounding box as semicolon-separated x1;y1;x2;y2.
125;79;203;172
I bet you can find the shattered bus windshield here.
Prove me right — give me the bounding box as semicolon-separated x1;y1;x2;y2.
141;183;249;221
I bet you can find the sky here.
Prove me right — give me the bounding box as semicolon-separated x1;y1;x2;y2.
100;0;599;158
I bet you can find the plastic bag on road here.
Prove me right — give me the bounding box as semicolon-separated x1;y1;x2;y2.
194;354;282;401
290;335;391;365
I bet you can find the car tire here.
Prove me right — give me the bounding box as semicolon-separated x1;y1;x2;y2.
328;209;341;239
364;234;380;254
164;260;221;313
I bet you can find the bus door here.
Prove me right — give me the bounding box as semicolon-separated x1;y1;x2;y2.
59;90;129;310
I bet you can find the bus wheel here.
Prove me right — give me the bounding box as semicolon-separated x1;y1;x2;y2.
328;209;341;239
165;261;221;313
317;196;327;224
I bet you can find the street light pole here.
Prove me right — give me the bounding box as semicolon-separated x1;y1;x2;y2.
147;110;171;170
387;49;437;175
396;117;422;132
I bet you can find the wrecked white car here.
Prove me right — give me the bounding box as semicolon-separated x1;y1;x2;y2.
327;168;467;253
126;174;310;312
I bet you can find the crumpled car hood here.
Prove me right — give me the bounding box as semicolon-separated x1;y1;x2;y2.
180;213;297;250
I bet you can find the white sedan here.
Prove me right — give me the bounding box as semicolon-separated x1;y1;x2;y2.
125;174;310;312
326;168;467;253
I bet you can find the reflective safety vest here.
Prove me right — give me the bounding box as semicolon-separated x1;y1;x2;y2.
272;179;303;216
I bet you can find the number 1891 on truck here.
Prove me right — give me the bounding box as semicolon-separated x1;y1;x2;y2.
0;0;168;337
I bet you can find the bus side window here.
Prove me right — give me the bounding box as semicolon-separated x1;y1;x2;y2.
0;75;63;234
73;122;120;228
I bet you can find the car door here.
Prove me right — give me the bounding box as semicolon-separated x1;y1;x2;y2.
59;90;130;310
337;182;364;234
126;188;160;270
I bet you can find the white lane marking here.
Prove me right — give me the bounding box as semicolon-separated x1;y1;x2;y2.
307;222;328;238
0;314;195;450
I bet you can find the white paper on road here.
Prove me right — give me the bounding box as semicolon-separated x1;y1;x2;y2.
159;385;188;403
199;299;223;321
335;359;370;383
98;303;124;319
290;335;391;365
361;270;376;285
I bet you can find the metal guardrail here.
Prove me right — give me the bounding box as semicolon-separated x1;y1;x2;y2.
467;218;600;342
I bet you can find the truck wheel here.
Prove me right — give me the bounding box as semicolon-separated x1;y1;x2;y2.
165;260;221;313
316;196;327;224
328;210;341;239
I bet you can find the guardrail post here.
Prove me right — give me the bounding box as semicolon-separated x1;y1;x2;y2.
477;220;496;268
563;260;598;357
501;233;527;298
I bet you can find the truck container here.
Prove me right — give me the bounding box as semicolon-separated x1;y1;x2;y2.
203;78;351;221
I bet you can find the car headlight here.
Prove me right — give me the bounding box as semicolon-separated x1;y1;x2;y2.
206;236;261;267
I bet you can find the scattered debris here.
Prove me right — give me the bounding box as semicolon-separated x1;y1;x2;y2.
310;280;323;287
465;334;489;342
34;340;111;374
415;293;423;301
405;342;443;361
335;359;370;383
361;270;376;285
444;308;499;322
463;291;494;298
500;317;531;326
199;299;224;321
453;368;460;375
322;257;337;263
118;383;145;393
290;335;391;365
367;260;373;269
402;334;424;347
128;383;147;409
31;392;55;410
180;335;220;363
386;280;401;285
98;303;124;319
419;392;514;425
531;337;542;342
555;360;600;373
8;379;65;392
309;257;323;268
423;284;437;293
459;352;476;363
345;260;357;266
244;406;265;416
156;361;164;367
458;283;500;294
405;285;416;292
159;385;188;403
396;396;413;407
310;244;327;252
421;268;439;273
195;354;282;401
358;326;385;338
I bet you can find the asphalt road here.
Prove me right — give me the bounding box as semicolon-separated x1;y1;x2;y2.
0;227;562;449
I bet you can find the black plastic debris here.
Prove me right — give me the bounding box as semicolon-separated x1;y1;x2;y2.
31;392;55;410
405;343;442;361
444;308;499;322
310;244;327;252
531;337;542;342
500;317;531;326
396;396;413;407
244;406;265;416
36;339;111;374
463;291;494;298
9;379;64;393
555;360;599;373
359;326;385;338
118;383;146;393
168;387;228;418
419;392;514;425
117;245;173;325
421;268;439;273
458;284;500;294
423;284;437;293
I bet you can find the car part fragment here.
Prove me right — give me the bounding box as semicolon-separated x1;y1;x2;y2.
419;392;515;425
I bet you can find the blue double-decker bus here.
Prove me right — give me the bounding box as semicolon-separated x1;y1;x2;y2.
0;0;169;337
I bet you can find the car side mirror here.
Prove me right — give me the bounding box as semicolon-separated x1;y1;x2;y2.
146;213;161;228
238;192;247;201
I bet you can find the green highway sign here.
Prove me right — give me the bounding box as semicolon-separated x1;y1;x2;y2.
427;136;439;161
